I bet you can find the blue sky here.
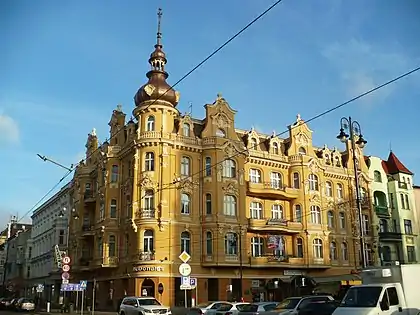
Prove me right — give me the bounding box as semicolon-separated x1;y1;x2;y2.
1;0;419;225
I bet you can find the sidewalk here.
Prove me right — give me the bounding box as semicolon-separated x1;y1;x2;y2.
36;311;116;315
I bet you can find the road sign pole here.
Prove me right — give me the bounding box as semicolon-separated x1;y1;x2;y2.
81;289;84;315
76;290;79;313
92;278;96;315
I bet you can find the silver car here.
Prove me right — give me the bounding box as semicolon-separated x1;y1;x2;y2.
119;296;171;315
238;302;279;315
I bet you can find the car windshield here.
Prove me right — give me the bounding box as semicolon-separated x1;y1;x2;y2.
275;298;301;310
340;286;383;308
197;302;213;308
138;298;161;306
239;304;258;312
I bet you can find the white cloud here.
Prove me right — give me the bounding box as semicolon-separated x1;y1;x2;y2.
321;38;410;105
0;113;20;144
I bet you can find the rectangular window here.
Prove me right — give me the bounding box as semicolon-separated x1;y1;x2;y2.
59;230;65;245
400;194;405;209
181;157;190;176
405;195;410;209
404;220;412;235
205;157;211;177
111;165;119;183
407;246;416;262
205;194;212;215
110;199;117;218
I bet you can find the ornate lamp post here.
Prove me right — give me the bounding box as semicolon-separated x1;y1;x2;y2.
337;117;368;269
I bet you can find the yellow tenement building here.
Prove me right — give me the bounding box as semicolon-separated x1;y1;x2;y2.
69;9;375;309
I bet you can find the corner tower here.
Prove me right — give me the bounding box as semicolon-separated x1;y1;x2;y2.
133;8;180;134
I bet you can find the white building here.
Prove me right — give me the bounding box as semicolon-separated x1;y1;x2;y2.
29;182;72;302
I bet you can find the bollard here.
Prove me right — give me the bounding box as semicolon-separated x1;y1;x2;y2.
47;302;51;313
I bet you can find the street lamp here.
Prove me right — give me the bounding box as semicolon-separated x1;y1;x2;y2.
337;117;368;269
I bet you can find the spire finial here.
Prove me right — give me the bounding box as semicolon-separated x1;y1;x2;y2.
157;8;163;46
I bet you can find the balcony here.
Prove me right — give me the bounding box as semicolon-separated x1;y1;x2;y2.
250;255;306;268
247;182;299;200
375;205;390;217
379;231;402;242
398;182;408;190
92;256;119;268
248;218;302;233
135;208;156;220
84;190;96;203
137;251;155;262
81;224;95;236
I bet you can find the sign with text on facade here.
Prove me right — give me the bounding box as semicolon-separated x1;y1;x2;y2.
133;266;164;272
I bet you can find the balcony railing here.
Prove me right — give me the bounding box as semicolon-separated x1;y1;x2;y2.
379;231;402;241
138;252;155;261
84;190;95;200
375;205;390;216
398;182;408;189
247;182;299;199
136;208;156;219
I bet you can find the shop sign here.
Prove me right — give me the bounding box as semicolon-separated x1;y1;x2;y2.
133;266;164;272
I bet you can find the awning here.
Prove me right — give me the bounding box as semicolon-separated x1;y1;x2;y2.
314;274;362;285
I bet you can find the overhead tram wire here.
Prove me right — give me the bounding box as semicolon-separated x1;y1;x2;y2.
132;65;420;203
14;0;284;223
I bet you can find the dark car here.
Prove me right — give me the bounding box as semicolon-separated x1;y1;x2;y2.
297;300;339;315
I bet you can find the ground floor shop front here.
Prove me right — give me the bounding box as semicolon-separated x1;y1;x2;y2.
72;266;361;309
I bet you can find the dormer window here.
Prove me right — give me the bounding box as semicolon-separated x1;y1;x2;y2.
182;123;190;137
146;116;155;131
216;129;226;137
272;142;279;155
250;138;258;150
374;170;382;182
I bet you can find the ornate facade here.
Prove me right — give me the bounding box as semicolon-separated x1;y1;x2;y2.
68;9;375;308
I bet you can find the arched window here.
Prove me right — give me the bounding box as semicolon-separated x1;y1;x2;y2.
111;165;119;183
339;212;346;229
271;204;283;219
181;231;191;254
223;195;237;216
183;123;190;137
296;238;304;258
181;156;191;176
308;174;319;191
250;138;258;150
225;233;238;255
374;170;382;182
272;142;279;154
181;193;191;215
143;230;154;252
310;206;321;224
143;190;155;215
341;242;348;261
205;157;212;176
205;194;212;215
249;169;261;183
337;183;343;199
327;211;334;228
298;147;306;155
222;159;236;178
108;235;116;257
325;181;333;197
250;202;263;219
146;116;155;131
206;232;212;255
251;237;264;257
145;152;155;171
330;241;337;260
293;172;300;189
216;129;226;137
270;172;282;189
313;239;323;259
294;204;302;222
110;199;117;218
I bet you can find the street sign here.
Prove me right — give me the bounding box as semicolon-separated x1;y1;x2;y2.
181;276;190;286
62;256;71;264
62;265;70;272
61;272;70;280
179;251;191;263
80;280;87;289
62;280;69;284
36;284;44;293
61;283;84;292
179;263;191;276
190;278;197;288
180;284;192;290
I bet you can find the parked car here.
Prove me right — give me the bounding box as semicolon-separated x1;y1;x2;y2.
15;298;36;311
193;302;233;315
238;302;279;315
214;302;250;315
119;296;171;315
297;300;338;315
269;295;335;315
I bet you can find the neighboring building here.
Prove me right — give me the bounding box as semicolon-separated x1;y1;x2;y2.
69;9;375;307
413;185;420;253
367;152;418;265
28;183;72;303
0;217;29;293
3;226;32;296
